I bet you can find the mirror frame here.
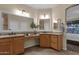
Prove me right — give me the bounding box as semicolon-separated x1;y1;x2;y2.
2;13;34;31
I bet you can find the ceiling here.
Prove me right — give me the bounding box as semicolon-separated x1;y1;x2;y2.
27;4;58;9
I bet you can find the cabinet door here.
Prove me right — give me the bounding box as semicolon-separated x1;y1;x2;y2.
13;36;24;54
50;35;58;50
40;34;50;47
0;38;12;55
57;35;63;50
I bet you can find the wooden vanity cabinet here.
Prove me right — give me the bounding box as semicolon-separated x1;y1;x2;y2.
0;36;25;55
40;34;50;47
0;38;13;55
50;35;63;51
40;34;63;51
13;36;24;54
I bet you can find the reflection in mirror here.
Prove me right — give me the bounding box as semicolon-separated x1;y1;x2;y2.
39;19;44;30
53;19;58;30
54;23;58;29
39;19;51;31
2;13;8;30
53;18;62;31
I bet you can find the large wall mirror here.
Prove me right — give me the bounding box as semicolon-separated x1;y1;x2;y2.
39;19;51;31
2;13;34;31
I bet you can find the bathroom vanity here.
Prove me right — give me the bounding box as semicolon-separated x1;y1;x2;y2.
0;31;63;55
40;33;63;51
0;34;25;55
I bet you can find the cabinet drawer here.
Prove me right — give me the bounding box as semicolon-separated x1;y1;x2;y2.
0;39;10;42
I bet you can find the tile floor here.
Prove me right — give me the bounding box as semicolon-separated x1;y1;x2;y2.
24;44;79;55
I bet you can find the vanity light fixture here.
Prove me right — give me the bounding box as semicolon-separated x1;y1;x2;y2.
15;9;22;15
15;9;30;17
22;10;30;17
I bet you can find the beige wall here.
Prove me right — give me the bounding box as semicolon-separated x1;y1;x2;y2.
52;4;71;23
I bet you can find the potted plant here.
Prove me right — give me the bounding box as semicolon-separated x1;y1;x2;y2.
30;21;37;31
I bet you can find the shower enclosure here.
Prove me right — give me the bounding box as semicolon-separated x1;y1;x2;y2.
66;5;79;44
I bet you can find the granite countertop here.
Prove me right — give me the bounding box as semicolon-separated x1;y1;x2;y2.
0;34;25;38
0;30;63;39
